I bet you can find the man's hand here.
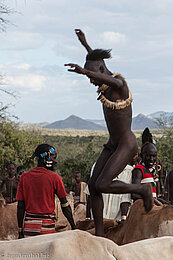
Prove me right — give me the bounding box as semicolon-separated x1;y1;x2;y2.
75;29;92;53
75;29;86;44
64;63;87;75
18;230;24;239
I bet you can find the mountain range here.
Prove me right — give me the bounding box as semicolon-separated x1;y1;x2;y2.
44;115;106;131
19;111;173;131
43;111;172;131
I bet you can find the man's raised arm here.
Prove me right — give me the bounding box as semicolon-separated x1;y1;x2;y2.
75;29;92;53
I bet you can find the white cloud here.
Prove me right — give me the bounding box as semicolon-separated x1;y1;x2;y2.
15;64;31;70
102;32;126;45
0;31;45;50
6;74;46;92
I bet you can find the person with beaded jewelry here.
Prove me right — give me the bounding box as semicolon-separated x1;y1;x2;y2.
132;128;158;203
65;29;153;237
16;144;76;239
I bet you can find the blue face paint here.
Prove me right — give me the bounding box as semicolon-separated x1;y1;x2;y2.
40;152;47;158
40;148;54;158
38;147;55;168
49;148;55;153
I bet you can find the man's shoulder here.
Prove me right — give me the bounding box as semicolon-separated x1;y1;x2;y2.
46;170;62;179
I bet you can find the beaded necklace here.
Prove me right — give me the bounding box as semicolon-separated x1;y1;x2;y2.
97;73;133;110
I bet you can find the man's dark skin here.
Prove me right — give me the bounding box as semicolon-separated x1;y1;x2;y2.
119;155;139;222
17;149;76;239
65;29;153;237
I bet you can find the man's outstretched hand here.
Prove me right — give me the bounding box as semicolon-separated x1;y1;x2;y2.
64;63;86;75
75;29;86;44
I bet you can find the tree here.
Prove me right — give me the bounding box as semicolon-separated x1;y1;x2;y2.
0;120;44;176
58;143;100;192
155;115;173;170
0;75;17;119
0;1;16;119
0;1;13;32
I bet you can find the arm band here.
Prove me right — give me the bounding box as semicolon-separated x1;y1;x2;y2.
61;202;69;208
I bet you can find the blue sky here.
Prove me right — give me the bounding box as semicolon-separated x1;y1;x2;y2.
1;0;173;123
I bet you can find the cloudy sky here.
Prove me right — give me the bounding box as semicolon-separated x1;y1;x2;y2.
1;0;173;123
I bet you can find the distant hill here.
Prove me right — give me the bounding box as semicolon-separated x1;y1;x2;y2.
44;115;106;131
87;119;106;128
148;111;173;124
147;111;166;119
131;114;158;130
44;114;158;131
88;114;159;130
19;111;173;131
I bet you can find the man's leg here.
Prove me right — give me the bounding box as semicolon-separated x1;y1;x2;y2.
95;140;153;212
120;202;130;221
88;147;112;237
94;136;152;236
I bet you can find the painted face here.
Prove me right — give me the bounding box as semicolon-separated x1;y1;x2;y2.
40;148;57;170
50;150;57;165
46;150;57;170
141;144;157;168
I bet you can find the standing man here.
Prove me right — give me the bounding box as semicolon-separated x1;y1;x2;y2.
65;29;153;237
0;163;18;204
132;128;158;202
16;144;76;239
71;172;87;209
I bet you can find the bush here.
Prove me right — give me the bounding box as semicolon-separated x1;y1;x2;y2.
0;120;43;176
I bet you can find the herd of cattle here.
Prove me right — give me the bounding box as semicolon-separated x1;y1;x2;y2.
0;196;173;259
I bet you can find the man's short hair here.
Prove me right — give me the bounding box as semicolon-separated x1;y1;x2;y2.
33;144;55;158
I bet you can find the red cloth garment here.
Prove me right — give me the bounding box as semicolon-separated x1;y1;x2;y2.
133;164;157;198
16;167;67;214
23;212;56;237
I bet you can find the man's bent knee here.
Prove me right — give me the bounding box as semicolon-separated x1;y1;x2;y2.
95;179;108;193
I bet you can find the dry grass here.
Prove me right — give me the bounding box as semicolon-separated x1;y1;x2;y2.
40;128;109;137
39;128;165;138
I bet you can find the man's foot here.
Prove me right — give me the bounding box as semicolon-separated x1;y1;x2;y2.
141;184;153;213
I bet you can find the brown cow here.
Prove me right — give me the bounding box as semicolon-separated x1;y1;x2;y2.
55;199;86;232
106;199;173;245
77;199;173;245
55;194;74;232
